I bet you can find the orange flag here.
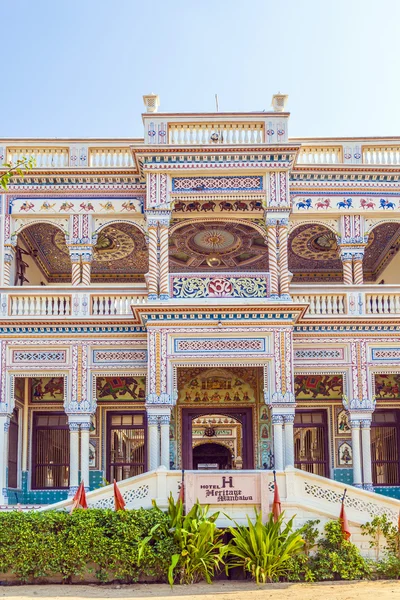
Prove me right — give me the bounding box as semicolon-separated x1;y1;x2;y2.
113;479;126;511
272;471;281;523
339;489;351;541
71;481;88;512
398;510;400;533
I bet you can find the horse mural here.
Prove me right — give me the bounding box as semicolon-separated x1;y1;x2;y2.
295;375;343;399
296;198;312;209
96;376;146;400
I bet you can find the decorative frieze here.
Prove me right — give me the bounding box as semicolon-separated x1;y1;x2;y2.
12;350;67;363
171;274;269;299
92;349;147;364
371;349;400;362
294;348;344;361
171;175;263;192
174;338;266;354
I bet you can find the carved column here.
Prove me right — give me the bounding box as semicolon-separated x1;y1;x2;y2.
80;421;91;490
147;223;159;300
278;218;290;299
68;421;80;496
160;412;171;469
340;251;353;285
266;219;279;299
350;419;362;487
361;418;373;491
272;414;284;470
159;215;171;300
80;248;93;287
148;413;160;470
0;415;11;504
69;250;82;287
353;251;364;285
3;246;14;287
283;414;295;468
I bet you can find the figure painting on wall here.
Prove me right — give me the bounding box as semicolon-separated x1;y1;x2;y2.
338;441;353;466
260;406;269;422
336;408;351;435
375;374;400;399
31;377;64;402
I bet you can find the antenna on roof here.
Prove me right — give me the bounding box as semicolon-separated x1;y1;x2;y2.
215;94;219;112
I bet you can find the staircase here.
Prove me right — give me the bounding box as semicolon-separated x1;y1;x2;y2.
34;467;400;557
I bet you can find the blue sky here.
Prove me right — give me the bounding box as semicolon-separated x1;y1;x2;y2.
2;0;399;139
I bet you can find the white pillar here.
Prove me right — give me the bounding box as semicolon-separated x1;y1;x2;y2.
148;414;160;470
350;418;362;487
272;415;284;471
68;421;80;496
283;414;295;468
80;421;91;490
160;413;170;469
0;415;10;504
361;418;373;491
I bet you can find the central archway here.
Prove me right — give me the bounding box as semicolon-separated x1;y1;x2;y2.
193;442;233;470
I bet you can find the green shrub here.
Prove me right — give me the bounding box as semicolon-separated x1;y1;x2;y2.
139;495;226;585
286;519;320;582
226;510;305;583
0;508;176;583
309;520;371;581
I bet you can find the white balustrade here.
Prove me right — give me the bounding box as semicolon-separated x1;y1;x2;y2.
292;293;346;315
297;146;342;164
168;122;265;145
7;146;69;168
366;293;400;314
362;145;400;165
10;295;71;317
88;147;134;168
91;294;147;315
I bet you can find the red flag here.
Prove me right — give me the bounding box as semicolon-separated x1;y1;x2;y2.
272;471;281;523
113;479;126;511
339;491;351;540
398;510;400;533
71;481;88;512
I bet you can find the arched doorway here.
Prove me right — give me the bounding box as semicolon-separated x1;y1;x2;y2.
182;407;253;470
193;442;232;470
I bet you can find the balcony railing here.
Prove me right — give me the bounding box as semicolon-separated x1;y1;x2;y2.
293;139;400;166
291;285;400;316
1;287;147;318
168;122;265;145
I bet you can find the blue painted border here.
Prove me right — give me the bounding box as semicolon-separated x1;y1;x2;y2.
174;337;266;353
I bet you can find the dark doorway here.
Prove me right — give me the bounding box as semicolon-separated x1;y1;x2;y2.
294;410;329;477
182;407;254;469
193;443;232;470
32;412;69;489
106;412;147;482
371;410;400;486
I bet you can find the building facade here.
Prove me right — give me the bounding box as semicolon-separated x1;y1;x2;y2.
1;93;400;506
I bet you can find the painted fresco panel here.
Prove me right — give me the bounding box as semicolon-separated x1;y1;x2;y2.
30;377;64;402
375;374;400;399
295;374;343;399
95;376;146;401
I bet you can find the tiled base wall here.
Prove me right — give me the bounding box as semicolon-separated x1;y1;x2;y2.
333;468;354;485
7;470;105;505
374;486;400;500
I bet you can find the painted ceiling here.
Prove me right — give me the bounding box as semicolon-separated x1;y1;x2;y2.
288;223;400;282
169;221;268;272
21;222;148;283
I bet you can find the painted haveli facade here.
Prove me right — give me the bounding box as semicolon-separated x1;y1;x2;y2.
2;92;400;512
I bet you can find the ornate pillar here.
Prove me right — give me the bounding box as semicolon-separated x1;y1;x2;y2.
159;215;171;300
3;246;14;286
80;421;91;490
80;248;93;287
0;415;11;504
340;251;353;285
349;418;363;487
266;219;279;299
283;414;295;468
69;249;82;287
353;251;364;285
148;413;160;470
160;412;171;469
361;418;373;491
272;415;284;470
147;222;159;300
68;420;80;496
278;218;290;299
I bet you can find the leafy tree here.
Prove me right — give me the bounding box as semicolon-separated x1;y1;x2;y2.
1;156;35;190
